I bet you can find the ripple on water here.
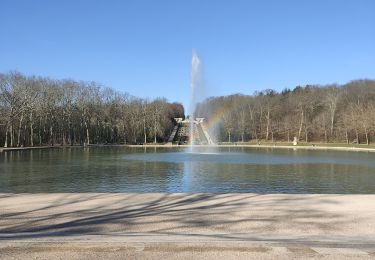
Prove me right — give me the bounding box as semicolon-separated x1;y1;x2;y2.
0;147;375;193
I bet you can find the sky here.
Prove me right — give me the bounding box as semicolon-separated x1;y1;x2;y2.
1;0;374;111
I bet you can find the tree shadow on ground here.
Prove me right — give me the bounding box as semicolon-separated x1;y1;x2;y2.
0;193;360;241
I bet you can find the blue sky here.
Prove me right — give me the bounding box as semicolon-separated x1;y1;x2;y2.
1;0;374;111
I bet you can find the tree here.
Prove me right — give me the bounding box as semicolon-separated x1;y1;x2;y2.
0;71;179;147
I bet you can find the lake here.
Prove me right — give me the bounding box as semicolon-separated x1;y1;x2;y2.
0;146;374;193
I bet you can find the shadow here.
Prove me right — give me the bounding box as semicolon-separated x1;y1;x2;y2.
0;193;367;243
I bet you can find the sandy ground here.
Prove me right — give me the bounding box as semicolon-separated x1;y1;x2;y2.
0;193;375;259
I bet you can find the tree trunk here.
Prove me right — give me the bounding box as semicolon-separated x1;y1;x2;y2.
17;113;24;147
10;124;14;147
298;110;304;140
365;128;369;145
85;121;90;145
30;111;34;147
154;118;157;144
122;123;126;144
330;113;335;137
86;127;90;145
39;117;42;145
23;123;27;146
324;129;328;143
50;125;54;146
266;110;270;140
143;118;147;144
345;130;349;144
4;124;9;148
68;120;72;145
355;129;359;144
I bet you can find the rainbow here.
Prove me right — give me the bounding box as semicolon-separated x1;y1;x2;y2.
189;99;249;143
190;103;236;143
204;105;230;133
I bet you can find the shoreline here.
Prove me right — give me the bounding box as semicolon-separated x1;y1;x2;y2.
2;143;375;153
1;193;374;259
0;146;56;152
129;143;375;152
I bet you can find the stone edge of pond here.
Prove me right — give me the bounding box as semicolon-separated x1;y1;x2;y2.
2;144;375;153
127;144;375;153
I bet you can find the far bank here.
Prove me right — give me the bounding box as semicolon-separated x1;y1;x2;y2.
2;142;375;153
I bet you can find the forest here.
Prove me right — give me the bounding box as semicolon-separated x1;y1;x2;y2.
197;79;375;144
2;71;375;147
0;72;184;147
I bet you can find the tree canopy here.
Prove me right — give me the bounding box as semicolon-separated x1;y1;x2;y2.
0;72;184;147
196;80;375;144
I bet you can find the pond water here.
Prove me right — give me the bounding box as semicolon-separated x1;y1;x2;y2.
0;147;374;193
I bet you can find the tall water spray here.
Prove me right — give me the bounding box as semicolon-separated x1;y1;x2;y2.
190;50;202;149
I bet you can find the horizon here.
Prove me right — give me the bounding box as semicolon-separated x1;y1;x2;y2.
1;0;375;111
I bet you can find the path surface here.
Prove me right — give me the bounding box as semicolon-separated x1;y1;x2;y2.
1;193;375;259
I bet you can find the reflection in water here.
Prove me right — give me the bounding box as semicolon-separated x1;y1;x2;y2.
183;161;190;192
0;147;375;193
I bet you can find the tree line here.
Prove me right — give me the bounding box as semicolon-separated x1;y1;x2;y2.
0;72;184;147
196;79;375;144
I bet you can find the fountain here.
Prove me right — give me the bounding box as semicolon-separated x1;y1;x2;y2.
190;49;202;148
166;50;214;147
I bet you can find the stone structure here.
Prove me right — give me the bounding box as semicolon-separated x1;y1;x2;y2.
167;117;214;145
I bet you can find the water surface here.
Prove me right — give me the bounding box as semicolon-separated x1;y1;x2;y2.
0;147;374;193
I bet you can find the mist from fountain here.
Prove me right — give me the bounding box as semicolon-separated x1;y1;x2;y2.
189;50;202;151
